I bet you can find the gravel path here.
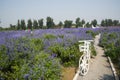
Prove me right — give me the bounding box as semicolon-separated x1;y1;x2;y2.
77;34;115;80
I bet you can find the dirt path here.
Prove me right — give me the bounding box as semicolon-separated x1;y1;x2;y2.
77;34;115;80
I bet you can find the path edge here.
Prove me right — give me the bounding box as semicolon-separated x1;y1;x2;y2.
108;57;119;80
73;70;79;80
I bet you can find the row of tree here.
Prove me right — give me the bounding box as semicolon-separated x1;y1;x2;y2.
10;19;44;30
101;19;120;27
8;17;120;30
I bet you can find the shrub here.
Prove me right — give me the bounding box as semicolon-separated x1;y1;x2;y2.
108;32;117;40
43;34;57;40
49;43;82;67
91;43;97;56
99;31;120;75
86;30;96;38
0;38;61;80
31;38;44;53
17;52;61;80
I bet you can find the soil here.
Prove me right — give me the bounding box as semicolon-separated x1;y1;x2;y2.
62;67;76;80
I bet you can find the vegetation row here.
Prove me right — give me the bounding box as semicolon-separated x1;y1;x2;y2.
0;17;120;31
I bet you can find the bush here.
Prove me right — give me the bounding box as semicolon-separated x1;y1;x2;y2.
108;32;117;40
91;43;97;56
86;30;96;38
43;34;57;40
0;38;61;80
99;31;120;75
17;52;61;80
31;38;44;53
49;43;82;67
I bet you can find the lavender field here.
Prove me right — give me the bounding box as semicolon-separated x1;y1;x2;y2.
0;27;120;79
0;28;96;45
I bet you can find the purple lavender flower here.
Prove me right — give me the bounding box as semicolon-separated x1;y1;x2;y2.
51;53;57;58
24;74;30;80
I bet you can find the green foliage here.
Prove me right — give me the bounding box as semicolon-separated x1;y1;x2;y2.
0;27;3;31
17;52;61;80
108;32;117;39
105;46;120;62
21;20;26;30
81;19;85;25
0;38;61;80
0;45;10;71
46;17;55;29
31;38;44;53
38;19;43;29
91;19;97;27
58;21;63;27
101;20;105;27
86;30;96;38
10;24;16;30
27;19;32;30
49;43;82;67
17;20;21;30
85;22;91;28
100;32;120;74
100;19;119;27
75;17;82;28
58;34;64;39
107;19;113;26
43;34;57;40
64;20;73;28
113;20;119;26
33;20;38;29
91;43;97;56
99;32;117;48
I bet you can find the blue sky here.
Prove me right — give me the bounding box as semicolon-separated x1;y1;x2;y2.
0;0;120;27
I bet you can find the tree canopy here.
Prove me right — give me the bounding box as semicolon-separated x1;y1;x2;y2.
27;19;32;30
2;17;120;31
64;20;73;28
46;17;54;29
91;19;97;27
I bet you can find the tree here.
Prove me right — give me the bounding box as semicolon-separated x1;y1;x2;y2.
91;19;97;27
85;22;91;28
103;19;113;27
21;20;26;30
33;20;38;29
64;20;73;28
104;19;108;26
10;24;16;30
46;17;54;29
113;20;119;26
101;20;105;27
58;21;63;28
81;19;85;27
27;19;32;30
38;19;43;29
107;19;113;26
75;17;81;28
17;20;21;30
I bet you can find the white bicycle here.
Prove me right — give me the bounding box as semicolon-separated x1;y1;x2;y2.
78;40;93;76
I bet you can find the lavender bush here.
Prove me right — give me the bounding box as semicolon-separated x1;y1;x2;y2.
99;27;120;76
0;28;98;79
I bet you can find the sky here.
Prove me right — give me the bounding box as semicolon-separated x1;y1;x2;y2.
0;0;120;27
